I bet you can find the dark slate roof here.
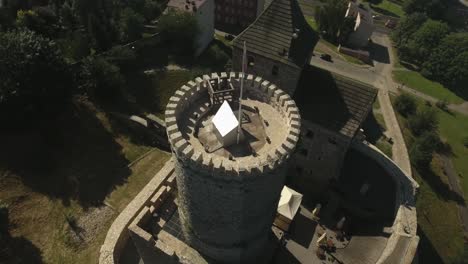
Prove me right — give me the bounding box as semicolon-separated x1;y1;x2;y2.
233;0;319;69
294;66;378;138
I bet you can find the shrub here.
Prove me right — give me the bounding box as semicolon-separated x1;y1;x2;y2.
435;99;448;111
159;10;199;57
79;57;125;102
16;7;60;38
395;93;417;117
142;0;162;21
408;107;438;136
463;137;468;148
119;7;145;43
410;131;441;170
0;29;71;124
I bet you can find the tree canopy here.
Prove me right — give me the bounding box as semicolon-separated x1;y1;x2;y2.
119;7;145;42
314;0;348;43
402;0;447;19
159;10;199;57
404;19;449;63
0;29;71;124
422;33;468;91
392;13;427;50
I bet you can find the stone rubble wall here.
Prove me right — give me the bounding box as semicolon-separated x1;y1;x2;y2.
165;72;301;263
99;159;175;264
351;140;419;264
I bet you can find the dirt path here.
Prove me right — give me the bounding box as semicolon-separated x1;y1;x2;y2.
396;83;468;116
439;155;468;239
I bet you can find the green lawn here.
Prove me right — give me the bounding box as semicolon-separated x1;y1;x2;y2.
371;0;404;17
393;70;465;104
437;109;468;198
391;94;466;263
214;33;233;48
305;16;319;31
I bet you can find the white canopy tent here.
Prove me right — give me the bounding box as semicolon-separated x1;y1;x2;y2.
277;186;303;221
212;100;239;147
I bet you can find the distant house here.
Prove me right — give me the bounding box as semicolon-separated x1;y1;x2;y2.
214;0;266;33
345;1;374;48
167;0;215;56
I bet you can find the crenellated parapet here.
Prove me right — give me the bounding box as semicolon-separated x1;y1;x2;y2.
165;72;301;180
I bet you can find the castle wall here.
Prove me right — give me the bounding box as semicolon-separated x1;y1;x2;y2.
289;121;352;198
232;47;302;96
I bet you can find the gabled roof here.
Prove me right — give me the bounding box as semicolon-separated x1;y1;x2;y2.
294;66;377;138
233;0;319;69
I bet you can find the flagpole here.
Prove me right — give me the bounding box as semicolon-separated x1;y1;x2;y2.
237;41;246;144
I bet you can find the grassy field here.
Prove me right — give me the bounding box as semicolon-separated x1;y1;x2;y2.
393;70;465;104
318;39;367;65
371;0;404;17
305;16;319;31
0;99;170;264
391;94;466;263
437;109;468;198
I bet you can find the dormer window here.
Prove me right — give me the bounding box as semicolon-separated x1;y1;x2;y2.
248;56;255;67
272;65;279;76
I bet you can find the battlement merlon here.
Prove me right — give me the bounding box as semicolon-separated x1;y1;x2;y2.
165;72;301;179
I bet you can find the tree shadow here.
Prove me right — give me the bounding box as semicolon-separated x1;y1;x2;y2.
0;100;132;208
416;166;466;206
0;208;44;264
368;41;390;64
0;234;44;264
416;226;445;264
294;66;352;134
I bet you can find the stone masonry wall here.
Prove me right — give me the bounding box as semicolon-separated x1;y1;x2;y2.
289;120;351;198
165;72;301;263
232;48;302;96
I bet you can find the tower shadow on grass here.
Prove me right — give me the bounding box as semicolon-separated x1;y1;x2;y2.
0;207;43;264
0;100;132;208
416;226;444;264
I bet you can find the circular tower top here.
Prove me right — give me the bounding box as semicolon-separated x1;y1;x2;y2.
165;72;301;179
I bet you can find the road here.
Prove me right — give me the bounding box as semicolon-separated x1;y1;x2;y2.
310;32;412;176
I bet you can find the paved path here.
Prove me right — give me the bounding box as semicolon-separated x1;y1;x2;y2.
397;83;468;116
371;33;412;177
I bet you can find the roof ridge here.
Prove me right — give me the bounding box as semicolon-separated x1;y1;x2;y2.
233;0;318;68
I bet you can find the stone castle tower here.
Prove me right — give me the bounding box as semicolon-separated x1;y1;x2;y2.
165;72;301;263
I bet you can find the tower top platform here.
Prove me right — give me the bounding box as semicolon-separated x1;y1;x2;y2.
165;72;301;179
